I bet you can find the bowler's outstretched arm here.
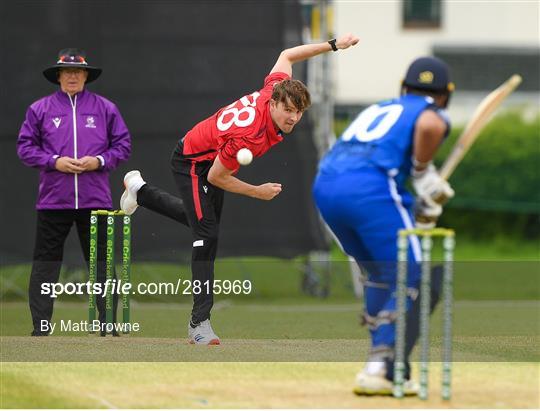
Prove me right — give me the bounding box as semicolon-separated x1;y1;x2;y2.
270;33;359;76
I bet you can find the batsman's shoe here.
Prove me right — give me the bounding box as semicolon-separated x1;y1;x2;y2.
188;319;220;345
120;170;145;215
353;371;419;397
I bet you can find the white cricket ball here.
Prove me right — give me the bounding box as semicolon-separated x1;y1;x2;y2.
236;148;253;166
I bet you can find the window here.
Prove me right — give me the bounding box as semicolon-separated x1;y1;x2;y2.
403;0;442;29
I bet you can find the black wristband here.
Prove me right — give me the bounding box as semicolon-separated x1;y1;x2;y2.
328;38;338;52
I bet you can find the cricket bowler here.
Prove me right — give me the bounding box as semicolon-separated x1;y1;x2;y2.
120;34;360;344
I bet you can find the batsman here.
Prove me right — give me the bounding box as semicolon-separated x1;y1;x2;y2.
313;57;455;395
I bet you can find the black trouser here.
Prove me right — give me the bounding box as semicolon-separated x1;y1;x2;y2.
29;209;118;335
137;142;224;323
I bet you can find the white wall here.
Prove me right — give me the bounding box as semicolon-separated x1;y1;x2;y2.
333;0;540;104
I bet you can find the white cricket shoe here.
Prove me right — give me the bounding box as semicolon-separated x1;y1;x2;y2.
353;370;419;397
188;319;220;345
120;170;145;215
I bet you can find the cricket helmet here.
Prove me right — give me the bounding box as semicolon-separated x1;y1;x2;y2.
402;56;454;93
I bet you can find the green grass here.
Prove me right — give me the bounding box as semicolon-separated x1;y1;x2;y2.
2;269;536;408
1;236;539;303
2;362;537;408
1;300;538;362
1;253;539;408
1;299;539;406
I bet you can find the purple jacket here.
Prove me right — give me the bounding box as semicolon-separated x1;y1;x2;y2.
17;89;131;210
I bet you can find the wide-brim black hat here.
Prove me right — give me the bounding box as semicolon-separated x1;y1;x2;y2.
43;48;102;84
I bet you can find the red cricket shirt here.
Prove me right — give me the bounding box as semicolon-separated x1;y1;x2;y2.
182;71;289;171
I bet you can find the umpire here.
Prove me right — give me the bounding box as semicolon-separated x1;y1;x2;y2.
17;48;131;336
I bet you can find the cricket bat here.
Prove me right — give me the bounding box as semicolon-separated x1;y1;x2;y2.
439;74;522;181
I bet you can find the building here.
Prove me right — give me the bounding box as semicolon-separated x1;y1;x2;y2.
332;0;539;123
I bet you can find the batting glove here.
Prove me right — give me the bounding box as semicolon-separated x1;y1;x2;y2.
412;163;455;205
414;196;442;229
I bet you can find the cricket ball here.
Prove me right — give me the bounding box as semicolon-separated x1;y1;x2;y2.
236;148;253;166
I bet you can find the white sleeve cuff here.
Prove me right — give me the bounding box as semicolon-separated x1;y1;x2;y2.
96;155;105;167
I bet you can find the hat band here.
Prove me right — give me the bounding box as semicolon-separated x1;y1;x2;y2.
56;60;88;65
